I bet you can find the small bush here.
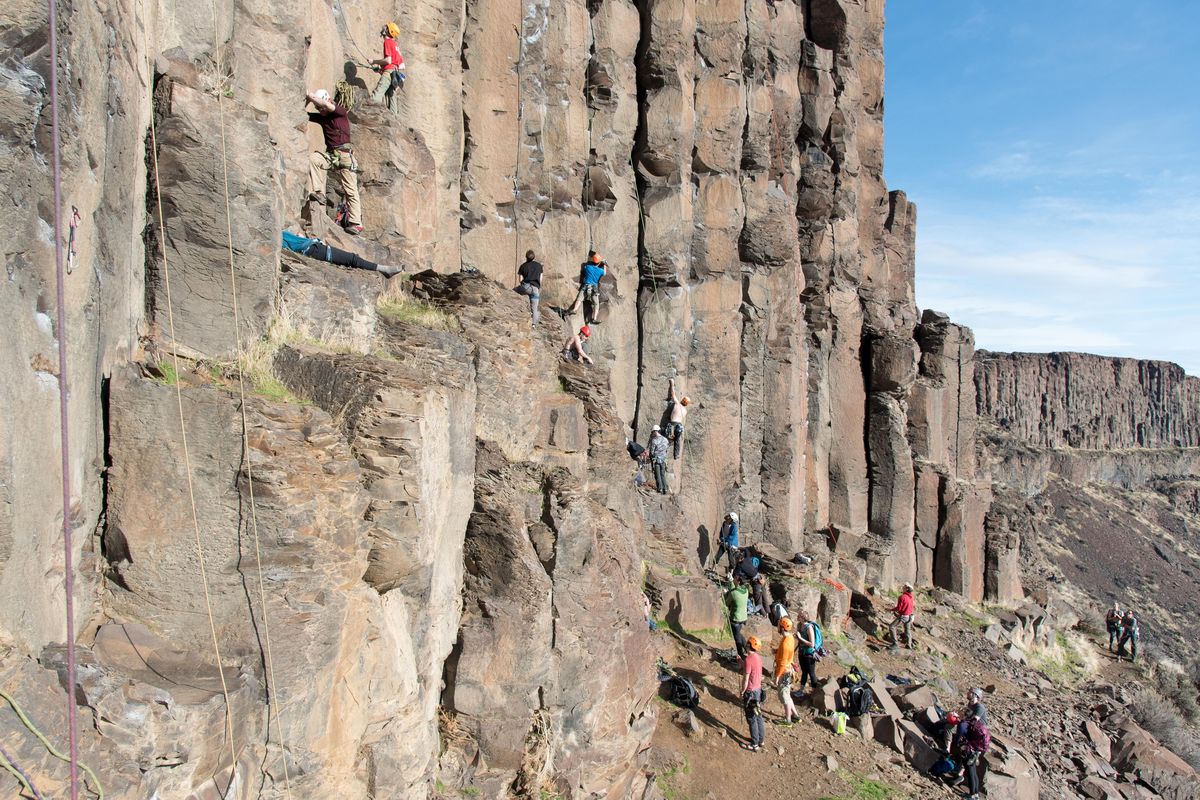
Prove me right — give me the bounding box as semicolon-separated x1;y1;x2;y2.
376;289;457;331
1130;687;1200;771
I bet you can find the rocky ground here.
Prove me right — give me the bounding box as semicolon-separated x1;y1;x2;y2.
643;583;1199;800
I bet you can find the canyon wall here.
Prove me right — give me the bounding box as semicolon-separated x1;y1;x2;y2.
0;0;1009;797
976;351;1200;450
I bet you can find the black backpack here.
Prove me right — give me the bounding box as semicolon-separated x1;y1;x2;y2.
846;683;876;716
838;665;872;690
668;675;700;709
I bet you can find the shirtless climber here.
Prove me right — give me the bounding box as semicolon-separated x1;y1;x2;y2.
666;378;690;459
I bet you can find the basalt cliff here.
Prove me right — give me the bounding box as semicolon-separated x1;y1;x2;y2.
0;0;1196;798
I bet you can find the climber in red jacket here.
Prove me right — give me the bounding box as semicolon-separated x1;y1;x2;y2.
888;582;915;650
369;21;406;113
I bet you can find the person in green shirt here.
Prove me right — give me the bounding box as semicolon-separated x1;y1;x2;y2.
726;579;750;659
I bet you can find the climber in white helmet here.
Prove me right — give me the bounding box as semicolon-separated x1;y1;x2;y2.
305;87;363;235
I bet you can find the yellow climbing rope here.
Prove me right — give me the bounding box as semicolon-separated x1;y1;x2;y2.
0;688;104;798
146;72;241;786
209;12;293;796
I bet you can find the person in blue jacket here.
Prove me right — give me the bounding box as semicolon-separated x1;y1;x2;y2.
281;231;402;277
713;511;739;572
568;251;606;321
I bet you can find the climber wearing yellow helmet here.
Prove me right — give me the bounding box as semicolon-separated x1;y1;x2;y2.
369;21;407;113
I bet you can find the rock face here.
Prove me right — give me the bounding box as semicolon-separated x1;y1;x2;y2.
0;0;1022;797
977;351;1200;449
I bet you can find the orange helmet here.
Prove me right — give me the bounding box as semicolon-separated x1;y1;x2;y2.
680;396;691;406
590;253;603;264
779;618;793;632
746;636;760;652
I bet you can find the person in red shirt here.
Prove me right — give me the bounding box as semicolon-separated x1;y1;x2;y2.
306;89;363;234
888;582;915;650
369;22;406;113
740;636;766;751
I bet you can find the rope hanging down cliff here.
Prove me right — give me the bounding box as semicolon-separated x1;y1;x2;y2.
208;8;293;793
44;0;81;795
145;80;241;791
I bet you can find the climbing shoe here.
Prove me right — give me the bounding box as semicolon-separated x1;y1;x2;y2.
344;224;364;236
307;191;327;204
377;264;404;278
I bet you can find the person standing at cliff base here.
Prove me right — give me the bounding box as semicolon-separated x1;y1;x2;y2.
773;618;798;724
514;250;542;325
666;377;690;459
726;578;750;659
888;583;915;650
648;425;669;494
369;22;406;113
740;636;766;751
795;612;821;693
306;89;363;235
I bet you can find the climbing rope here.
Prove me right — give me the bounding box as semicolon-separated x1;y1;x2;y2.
208;11;292;795
145;75;241;791
43;0;81;795
0;689;103;798
513;23;522;270
0;742;44;800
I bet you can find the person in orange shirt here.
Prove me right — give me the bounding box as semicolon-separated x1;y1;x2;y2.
773;618;798;724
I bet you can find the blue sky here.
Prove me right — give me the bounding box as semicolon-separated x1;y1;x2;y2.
884;0;1200;374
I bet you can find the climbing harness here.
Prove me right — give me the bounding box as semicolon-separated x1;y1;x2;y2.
43;0;81;793
0;689;104;798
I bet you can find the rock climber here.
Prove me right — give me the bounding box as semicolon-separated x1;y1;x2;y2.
281;231;402;277
795;611;821;693
888;582;915;650
306;89;363;235
1117;610;1140;662
713;511;740;573
740;635;766;752
568;251;606;322
1105;601;1123;652
368;22;406;113
561;325;593;364
665;378;690;459
514;249;543;325
725;577;750;660
750;573;770;617
773;617;798;724
648;425;669;494
733;549;759;585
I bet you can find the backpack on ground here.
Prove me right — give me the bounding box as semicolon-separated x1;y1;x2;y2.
846;683;876;716
930;757;958;777
769;601;788;626
667;675;700;709
838;665;872;690
965;719;991;754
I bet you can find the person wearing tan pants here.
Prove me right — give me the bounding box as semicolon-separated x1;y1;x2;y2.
305;89;363;234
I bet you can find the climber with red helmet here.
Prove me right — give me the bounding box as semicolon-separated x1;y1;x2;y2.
567;251;606;322
561;325;593;365
665;377;691;459
306;88;363;234
369;21;406;113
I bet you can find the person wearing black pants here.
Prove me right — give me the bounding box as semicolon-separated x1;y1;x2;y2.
302;241;401;276
796;615;820;691
962;753;981;798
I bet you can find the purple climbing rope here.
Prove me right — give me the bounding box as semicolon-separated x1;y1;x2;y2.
45;0;81;797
